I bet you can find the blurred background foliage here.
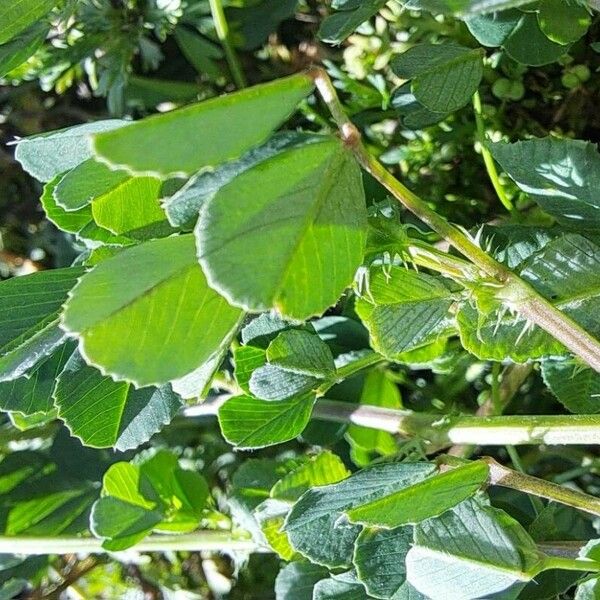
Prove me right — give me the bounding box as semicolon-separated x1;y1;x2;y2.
1;1;600;597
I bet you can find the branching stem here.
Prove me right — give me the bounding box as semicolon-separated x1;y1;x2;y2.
308;67;600;373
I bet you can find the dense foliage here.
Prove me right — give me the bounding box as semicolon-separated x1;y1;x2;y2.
1;0;600;598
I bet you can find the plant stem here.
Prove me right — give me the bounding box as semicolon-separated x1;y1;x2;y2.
543;556;600;573
506;445;544;514
0;532;259;555
308;66;600;373
472;91;515;214
208;0;247;89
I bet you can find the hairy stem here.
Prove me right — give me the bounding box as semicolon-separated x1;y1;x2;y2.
308;67;600;372
208;0;247;89
0;532;258;555
542;556;600;573
472;91;515;214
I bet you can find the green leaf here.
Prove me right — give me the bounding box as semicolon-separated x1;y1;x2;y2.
14;120;126;182
391;44;484;113
318;0;388;44
270;451;350;502
61;235;243;386
502;14;568;66
218;393;316;449
234;345;267;394
174;27;223;79
0;343;73;416
164;132;323;228
346;369;401;461
312;574;370;600
520;234;600;338
537;0;590;45
542;359;600;414
53;159;129;211
90;176;167;237
91;450;209;549
249;364;319;401
465;10;522;47
41;176;132;246
54;352;183;451
413;0;535;16
347;461;489;527
255;498;299;560
197;136;366;320
406;498;544;599
267;330;336;378
355;267;456;359
0;267;84;381
489;138;600;229
275;562;328;600
456;302;564;362
284;462;435;568
92;74;314;178
0;0;53;44
354;526;426;599
391;83;449;130
0;21;48;78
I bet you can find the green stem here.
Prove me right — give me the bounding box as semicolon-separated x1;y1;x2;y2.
309;67;600;373
472;91;515;214
0;532;259;555
208;0;247;89
506;445;544;514
543;556;600;573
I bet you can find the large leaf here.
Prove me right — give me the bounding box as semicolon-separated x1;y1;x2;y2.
54;352;183;450
218;393;316;449
537;0;590;45
163;132;323;228
489;138;600;229
0;0;53;44
405;498;545;599
354;526;426;600
14;120;126;182
355;267;456;359
347;461;489;527
197;136;367;320
391;44;484;113
92;74;314;177
61;235;243;386
283;462;435;568
415;0;544;16
0;267;84;381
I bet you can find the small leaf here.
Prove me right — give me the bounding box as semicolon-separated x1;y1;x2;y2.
0;22;48;78
14;120;126;182
284;462;435;568
197;136;366;320
465;10;522;47
347;461;489;527
61;235;243;386
54;352;182;451
354;526;426;599
275;562;328;600
267;330;336;378
92;74;314;177
542;359;600;414
355;267;456;359
270;451;350;502
537;0;590;45
249;364;319;401
318;0;388;43
312;574;370;600
0;343;73;416
218;393;316;449
391;44;484;113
